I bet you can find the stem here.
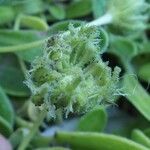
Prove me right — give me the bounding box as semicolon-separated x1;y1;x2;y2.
88;13;112;27
14;14;22;30
122;59;134;74
0;39;46;53
62;13;113;37
18;109;47;150
17;55;27;75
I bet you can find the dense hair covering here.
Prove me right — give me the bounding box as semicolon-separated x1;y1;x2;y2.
25;25;121;118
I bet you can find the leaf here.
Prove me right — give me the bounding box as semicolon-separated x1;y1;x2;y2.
66;0;92;18
19;15;49;31
144;128;150;138
132;53;150;71
92;0;106;18
0;66;30;97
131;129;150;148
123;74;150;121
110;36;139;72
110;36;137;61
0;6;15;25
0;30;45;62
138;63;150;82
13;0;44;15
55;131;149;150
49;4;66;20
77;106;107;132
0;86;14;136
139;42;150;54
105;107;149;137
0;54;30;97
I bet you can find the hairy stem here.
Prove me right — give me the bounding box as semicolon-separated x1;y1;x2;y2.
88;13;112;27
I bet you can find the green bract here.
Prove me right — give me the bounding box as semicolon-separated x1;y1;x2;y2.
108;0;149;31
25;25;121;118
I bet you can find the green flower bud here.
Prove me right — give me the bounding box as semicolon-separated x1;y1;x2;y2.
108;0;149;31
90;0;149;32
25;25;121;118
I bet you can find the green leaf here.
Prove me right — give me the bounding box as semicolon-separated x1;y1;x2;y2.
0;30;45;62
49;4;66;20
138;63;150;82
139;42;150;54
0;86;14;136
144;128;150;138
110;36;138;72
66;0;92;18
0;6;15;25
55;131;149;150
92;0;106;18
123;74;150;121
19;15;49;31
13;0;44;15
77;106;107;132
110;36;137;61
0;54;29;96
0;66;30;97
131;129;150;148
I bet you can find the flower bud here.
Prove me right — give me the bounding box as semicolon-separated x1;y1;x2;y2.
25;25;121;118
108;0;149;31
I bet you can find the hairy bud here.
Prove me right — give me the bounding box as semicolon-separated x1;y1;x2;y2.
25;25;121;118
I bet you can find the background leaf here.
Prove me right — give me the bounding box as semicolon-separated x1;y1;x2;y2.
131;129;150;148
49;4;66;20
0;86;14;136
0;30;45;62
0;54;29;96
66;0;92;18
77;106;107;132
55;131;149;150
123;74;150;121
92;0;106;18
138;63;150;82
